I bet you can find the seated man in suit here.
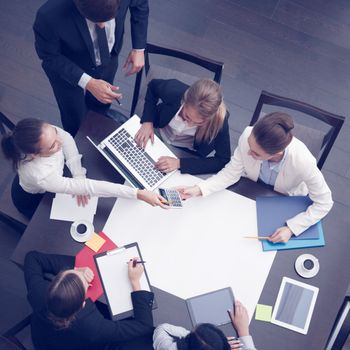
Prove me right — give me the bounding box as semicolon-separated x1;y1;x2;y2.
24;251;154;350
134;79;231;175
179;112;333;243
34;0;149;136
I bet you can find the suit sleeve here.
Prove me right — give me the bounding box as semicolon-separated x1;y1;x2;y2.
141;79;186;124
89;291;154;343
33;10;84;86
180;113;231;174
286;165;333;235
24;251;74;312
129;0;149;49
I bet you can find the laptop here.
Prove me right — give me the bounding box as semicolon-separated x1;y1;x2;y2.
87;115;178;191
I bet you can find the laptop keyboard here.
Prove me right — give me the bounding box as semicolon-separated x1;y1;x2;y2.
108;129;166;187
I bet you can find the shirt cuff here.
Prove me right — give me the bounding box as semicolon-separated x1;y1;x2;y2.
239;335;256;349
78;73;92;90
133;48;145;52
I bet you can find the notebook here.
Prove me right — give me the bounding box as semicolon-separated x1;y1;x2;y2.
87;114;177;191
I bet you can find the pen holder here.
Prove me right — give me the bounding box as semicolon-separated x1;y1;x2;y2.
70;220;94;242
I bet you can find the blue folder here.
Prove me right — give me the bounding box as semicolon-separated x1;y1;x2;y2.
256;196;320;240
256;196;325;252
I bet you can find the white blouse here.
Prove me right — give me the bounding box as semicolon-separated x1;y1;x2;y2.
160;104;197;150
17;127;137;199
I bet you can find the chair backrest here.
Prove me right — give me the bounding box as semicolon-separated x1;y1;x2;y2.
130;42;224;117
249;91;345;169
1;314;32;350
0;112;28;231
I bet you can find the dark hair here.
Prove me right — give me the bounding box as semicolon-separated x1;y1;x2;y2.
252;112;294;154
1;118;45;169
177;323;230;350
74;0;120;22
47;271;85;329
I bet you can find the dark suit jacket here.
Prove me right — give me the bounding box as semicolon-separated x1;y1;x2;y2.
33;0;149;86
141;79;231;174
24;251;154;350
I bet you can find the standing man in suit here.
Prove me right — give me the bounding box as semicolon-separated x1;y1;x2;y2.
34;0;149;136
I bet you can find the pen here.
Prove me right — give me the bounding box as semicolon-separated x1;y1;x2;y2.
227;310;244;348
244;236;270;240
115;98;122;106
126;260;147;267
227;309;235;328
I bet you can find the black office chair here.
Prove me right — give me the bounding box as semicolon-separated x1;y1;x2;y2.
1;314;32;350
249;91;345;170
325;286;350;350
130;42;224;117
0;112;28;233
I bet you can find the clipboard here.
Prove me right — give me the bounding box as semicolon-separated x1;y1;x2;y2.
94;242;156;320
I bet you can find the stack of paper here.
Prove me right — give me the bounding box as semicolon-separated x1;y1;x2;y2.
50;193;98;222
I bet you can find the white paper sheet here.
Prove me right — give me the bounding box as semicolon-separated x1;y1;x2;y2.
50;193;98;222
96;245;151;317
103;172;276;320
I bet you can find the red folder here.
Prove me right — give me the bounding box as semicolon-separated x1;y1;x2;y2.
75;232;117;301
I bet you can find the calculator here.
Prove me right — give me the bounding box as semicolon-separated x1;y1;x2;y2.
158;188;183;208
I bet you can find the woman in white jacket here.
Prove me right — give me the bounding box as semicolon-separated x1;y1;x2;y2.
180;112;333;243
1;118;167;218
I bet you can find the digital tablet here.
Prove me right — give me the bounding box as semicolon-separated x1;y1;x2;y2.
271;277;319;334
186;287;234;327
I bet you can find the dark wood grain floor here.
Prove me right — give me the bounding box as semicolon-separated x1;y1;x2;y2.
1;0;349;347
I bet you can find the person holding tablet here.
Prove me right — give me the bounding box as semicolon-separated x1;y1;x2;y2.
153;301;256;350
179;112;333;243
134;78;231;175
1;118;167;218
24;251;154;350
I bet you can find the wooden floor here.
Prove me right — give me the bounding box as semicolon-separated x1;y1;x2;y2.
1;0;350;347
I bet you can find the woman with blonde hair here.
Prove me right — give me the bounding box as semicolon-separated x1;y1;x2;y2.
135;79;231;175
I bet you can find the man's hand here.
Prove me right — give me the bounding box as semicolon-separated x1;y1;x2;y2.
86;78;122;104
128;258;144;291
155;156;180;173
269;226;293;243
177;185;202;200
135;122;154;149
123;49;145;76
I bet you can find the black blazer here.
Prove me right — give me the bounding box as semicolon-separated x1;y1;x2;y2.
33;0;149;86
141;79;231;175
24;251;154;350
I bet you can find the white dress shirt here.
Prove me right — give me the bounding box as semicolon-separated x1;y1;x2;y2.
159;105;197;150
78;19;116;89
18;126;137;199
198;127;333;235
